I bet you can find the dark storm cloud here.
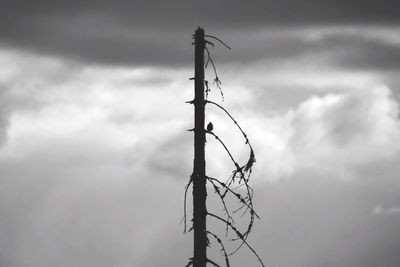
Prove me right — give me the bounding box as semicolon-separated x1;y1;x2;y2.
2;0;400;66
3;0;400;28
313;32;400;70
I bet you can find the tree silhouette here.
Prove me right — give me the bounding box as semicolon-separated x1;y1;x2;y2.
184;27;264;267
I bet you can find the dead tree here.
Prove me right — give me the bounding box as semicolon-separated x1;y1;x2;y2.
184;27;264;267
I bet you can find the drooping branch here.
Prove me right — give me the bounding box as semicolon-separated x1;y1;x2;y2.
206;131;238;168
207;168;257;257
205;128;255;187
207;176;260;219
205;47;224;101
207;230;231;267
206;100;253;149
206;99;256;183
204;35;232;50
183;175;193;234
204;128;260;263
208;213;265;267
207;258;223;267
208;177;236;235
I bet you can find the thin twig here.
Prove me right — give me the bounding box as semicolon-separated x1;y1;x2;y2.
205;35;232;49
207;230;231;267
206;131;238;167
204;47;224;101
208;213;265;267
185;258;193;267
207;176;260;219
206;100;253;149
207;258;223;267
183;175;193;233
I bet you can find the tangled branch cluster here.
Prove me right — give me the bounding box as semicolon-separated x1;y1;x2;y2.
184;34;264;267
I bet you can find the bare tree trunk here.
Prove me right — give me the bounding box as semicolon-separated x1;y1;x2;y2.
193;27;207;267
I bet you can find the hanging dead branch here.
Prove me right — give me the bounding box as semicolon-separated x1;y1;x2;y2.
205;46;224;101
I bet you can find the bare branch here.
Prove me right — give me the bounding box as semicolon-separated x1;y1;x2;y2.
204;47;224;101
205;35;232;49
208;178;235;232
183;175;193;233
207;176;260;219
207;230;231;267
185;258;193;267
205;80;210;100
208;213;265;267
206;131;238;167
206;100;253;149
207;258;223;267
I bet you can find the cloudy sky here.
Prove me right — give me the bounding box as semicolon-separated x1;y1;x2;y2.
1;1;400;266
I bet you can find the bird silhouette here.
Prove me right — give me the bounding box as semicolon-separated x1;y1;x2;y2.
207;122;213;132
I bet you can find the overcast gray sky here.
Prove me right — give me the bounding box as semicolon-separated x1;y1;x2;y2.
1;1;400;267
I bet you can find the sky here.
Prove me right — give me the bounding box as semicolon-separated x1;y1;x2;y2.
1;1;400;266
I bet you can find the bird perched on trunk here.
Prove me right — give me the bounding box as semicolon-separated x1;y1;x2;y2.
207;122;213;132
